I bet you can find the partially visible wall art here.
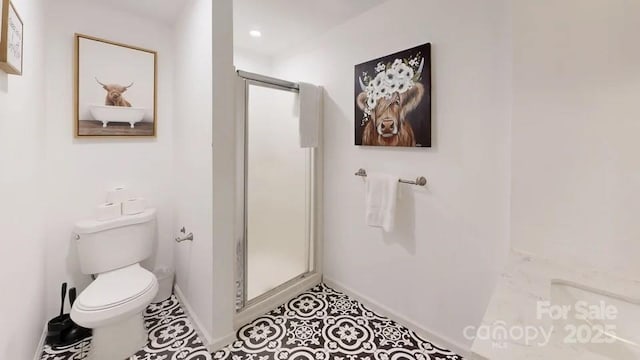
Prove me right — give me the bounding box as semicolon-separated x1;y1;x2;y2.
355;43;431;147
0;0;23;75
75;34;157;137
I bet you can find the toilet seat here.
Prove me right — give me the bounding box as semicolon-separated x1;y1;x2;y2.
71;264;158;328
76;264;156;311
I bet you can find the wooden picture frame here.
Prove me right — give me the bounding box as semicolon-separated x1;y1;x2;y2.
0;0;23;75
74;33;157;137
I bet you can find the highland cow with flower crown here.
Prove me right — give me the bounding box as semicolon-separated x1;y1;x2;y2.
355;43;431;147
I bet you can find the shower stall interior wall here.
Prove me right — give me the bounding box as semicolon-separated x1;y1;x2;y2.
234;71;321;322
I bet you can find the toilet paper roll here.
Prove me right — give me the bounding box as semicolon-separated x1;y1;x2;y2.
96;202;122;221
122;197;146;215
106;186;132;204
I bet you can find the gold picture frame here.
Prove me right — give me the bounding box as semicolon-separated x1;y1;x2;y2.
74;33;158;137
0;0;23;75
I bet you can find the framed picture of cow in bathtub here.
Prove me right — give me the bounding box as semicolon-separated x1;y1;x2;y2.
74;33;157;137
355;43;431;147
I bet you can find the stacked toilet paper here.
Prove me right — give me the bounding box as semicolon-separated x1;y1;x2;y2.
122;198;146;215
106;187;132;204
96;202;121;221
95;186;147;221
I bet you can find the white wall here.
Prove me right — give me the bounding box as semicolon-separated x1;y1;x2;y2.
234;47;274;76
273;0;512;349
210;0;236;346
173;0;214;343
173;0;235;348
511;0;640;278
43;0;175;318
0;0;47;357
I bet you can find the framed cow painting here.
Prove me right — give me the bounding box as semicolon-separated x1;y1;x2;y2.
355;43;431;147
74;33;157;137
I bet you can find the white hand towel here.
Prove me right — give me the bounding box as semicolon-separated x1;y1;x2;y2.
297;82;322;148
365;173;399;232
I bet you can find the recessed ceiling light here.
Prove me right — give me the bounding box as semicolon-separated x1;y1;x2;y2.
249;30;262;38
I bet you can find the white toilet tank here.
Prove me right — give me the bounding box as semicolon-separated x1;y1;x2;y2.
73;208;156;275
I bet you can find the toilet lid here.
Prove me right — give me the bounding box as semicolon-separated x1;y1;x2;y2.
76;264;156;311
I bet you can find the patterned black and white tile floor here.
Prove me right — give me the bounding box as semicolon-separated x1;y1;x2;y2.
215;284;463;360
40;295;211;360
42;284;462;360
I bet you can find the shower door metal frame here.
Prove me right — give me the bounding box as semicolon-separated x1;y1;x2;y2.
234;70;322;327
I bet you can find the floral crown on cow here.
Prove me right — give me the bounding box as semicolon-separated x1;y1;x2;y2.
358;53;425;125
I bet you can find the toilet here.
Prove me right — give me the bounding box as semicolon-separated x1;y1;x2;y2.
71;208;159;360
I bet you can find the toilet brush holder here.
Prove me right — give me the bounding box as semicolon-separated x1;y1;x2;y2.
47;315;92;346
47;282;74;345
61;287;92;344
61;323;92;345
46;314;74;345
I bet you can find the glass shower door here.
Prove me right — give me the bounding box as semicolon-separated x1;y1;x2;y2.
239;78;313;306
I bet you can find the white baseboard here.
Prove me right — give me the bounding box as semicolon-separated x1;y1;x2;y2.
209;332;236;353
323;278;480;360
173;284;216;351
32;323;47;360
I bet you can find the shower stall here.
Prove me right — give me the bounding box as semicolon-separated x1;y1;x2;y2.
234;70;322;324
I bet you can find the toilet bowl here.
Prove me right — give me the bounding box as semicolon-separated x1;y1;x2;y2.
71;209;158;360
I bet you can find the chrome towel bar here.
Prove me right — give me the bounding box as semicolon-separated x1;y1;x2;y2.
355;168;427;186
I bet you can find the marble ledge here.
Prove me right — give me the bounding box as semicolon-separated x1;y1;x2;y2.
470;250;640;360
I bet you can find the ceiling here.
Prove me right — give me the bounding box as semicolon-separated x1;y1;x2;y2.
87;0;386;55
233;0;387;56
87;0;188;25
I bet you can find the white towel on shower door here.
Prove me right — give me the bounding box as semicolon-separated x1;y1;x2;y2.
365;172;399;232
297;82;322;148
